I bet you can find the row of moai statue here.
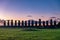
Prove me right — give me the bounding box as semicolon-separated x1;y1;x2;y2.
3;19;57;28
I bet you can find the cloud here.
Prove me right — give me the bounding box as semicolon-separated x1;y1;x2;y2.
0;19;4;23
50;17;56;19
41;16;44;17
27;15;32;17
57;18;60;20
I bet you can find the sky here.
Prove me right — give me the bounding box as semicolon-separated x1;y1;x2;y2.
0;0;60;21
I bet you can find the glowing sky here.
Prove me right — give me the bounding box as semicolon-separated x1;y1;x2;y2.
0;0;60;21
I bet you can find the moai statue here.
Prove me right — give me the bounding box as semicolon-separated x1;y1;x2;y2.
39;19;41;26
25;21;27;27
54;20;57;28
4;20;6;26
18;20;20;27
46;21;49;28
46;21;49;26
22;20;24;27
28;20;30;27
35;21;38;27
7;20;10;26
42;21;45;28
57;22;60;28
15;20;17;26
31;20;34;27
11;20;13;27
50;19;53;26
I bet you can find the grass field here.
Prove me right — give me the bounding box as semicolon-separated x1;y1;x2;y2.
0;28;60;40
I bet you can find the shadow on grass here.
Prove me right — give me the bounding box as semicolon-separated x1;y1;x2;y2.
22;28;39;31
0;37;16;40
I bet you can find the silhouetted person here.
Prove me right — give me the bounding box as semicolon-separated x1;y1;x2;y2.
11;20;13;26
18;20;20;27
15;20;17;26
25;21;27;27
28;20;30;27
7;20;10;26
39;19;41;26
4;20;6;26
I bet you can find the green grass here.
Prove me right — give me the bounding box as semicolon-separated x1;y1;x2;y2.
0;28;60;40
